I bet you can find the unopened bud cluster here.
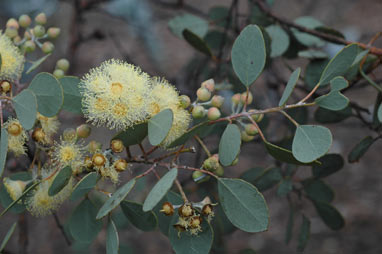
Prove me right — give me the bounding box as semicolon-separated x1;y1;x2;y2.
160;197;216;236
191;79;224;121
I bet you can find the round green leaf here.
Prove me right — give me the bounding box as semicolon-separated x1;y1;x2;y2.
69;199;103;243
313;201;345;230
113;123;147;147
28;72;63;117
312;153;344;178
292;125;332;163
319;44;359;85
330;76;348;91
265;25;289;57
169;214;213;254
218;178;269;232
303;179;334;203
59;76;82;114
305;59;330;89
48;166;72;196
231;25;266;87
168;14;208;38
106;219;119;254
279;68;301;106
315;91;349;111
0;128;8;178
96;179;136;219
264;142;318;166
292;16;324;47
219;124;241;166
143;168;178;212
70;172;99;201
148;109;173;146
120;201;157;231
12;89;37;130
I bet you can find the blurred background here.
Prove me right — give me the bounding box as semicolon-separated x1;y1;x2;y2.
0;0;381;253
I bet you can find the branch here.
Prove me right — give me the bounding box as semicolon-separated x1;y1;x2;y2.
253;0;382;56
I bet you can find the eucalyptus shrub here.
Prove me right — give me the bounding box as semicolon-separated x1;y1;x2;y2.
0;1;381;253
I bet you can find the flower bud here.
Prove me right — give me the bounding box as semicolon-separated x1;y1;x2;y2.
47;27;61;39
192;105;206;119
41;41;54;54
241;131;255;142
207;107;221;121
35;13;47;25
53;69;64;79
62;128;77;141
6;18;19;29
33;25;45;38
19;15;32;28
88;140;102;153
211;95;224;108
23;40;36;53
56;58;70;72
92;153;106;167
192;171;210;183
76;124;91;139
214;165;224;176
179;95;191;109
231;157;239;166
160;202;174;216
32;128;46;143
5;28;18;38
84;156;93;169
231;93;241;106
114;159;128;172
202;204;213;216
7;121;22;136
178;204;194;218
201;79;215;92
244;124;258;136
13;36;22;44
250;111;264;123
196;87;211;102
0;80;11;94
202;155;219;171
240;91;253;105
110;139;124;153
24;30;32;40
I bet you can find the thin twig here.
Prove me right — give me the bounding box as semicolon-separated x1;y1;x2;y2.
194;135;211;157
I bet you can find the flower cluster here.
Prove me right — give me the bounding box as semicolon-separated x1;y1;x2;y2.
80;59;191;147
0;32;24;81
5;118;28;157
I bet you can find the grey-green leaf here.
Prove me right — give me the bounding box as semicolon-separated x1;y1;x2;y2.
264;142;318;166
315;91;349;111
48;166;72;196
168;14;208;38
319;44;359;85
148;109;173;146
12;89;37;130
182;29;213;57
120;201;157;231
70;172;98;201
298;49;328;59
279;68;301;106
219;124;241;166
231;25;266;87
292;125;332;163
28;72;63;117
26;54;51;74
312;153;344;178
292;16;324;47
377;104;382;123
297;215;311;252
303;179;334;203
277;178;293;197
106;219;119;254
0;222;17;252
0;128;8;178
348;136;375;163
218;178;269;232
59;76;82;114
113;123;147;147
69;199;103;243
143;168;178;212
169;214;213;254
96;179;136;219
330;76;348;91
265;25;289;57
313;201;345;230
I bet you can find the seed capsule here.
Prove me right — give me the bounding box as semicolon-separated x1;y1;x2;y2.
0;80;11;94
160;202;174;216
114;159;128;172
32;128;46;143
92;153;106;167
110;139;124;153
178;204;194;218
